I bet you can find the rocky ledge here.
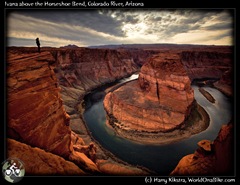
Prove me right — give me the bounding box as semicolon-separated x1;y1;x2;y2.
170;121;234;175
103;53;209;144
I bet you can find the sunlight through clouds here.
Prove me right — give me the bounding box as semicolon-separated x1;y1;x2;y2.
6;9;234;47
170;30;233;45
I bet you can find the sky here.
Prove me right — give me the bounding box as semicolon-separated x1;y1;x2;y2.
6;9;234;47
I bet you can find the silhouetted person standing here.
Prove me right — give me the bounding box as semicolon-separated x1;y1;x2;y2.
36;38;41;53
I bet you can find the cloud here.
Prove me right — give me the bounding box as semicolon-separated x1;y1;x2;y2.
11;10;125;37
7;12;126;47
170;29;233;45
203;22;233;31
7;9;234;47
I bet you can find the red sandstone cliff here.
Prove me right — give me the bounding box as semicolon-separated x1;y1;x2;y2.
138;53;194;114
213;68;233;97
170;121;234;176
52;48;147;91
7;51;72;158
181;50;232;77
7;138;86;175
7;49;99;175
181;50;233;95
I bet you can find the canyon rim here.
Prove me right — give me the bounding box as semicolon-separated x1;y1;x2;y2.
5;44;234;177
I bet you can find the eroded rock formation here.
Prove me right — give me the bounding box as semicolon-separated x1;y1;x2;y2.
7;138;86;175
52;48;150;92
170;122;234;176
7;51;72;158
180;49;233;97
180;50;233;80
103;53;202;143
213;68;233;97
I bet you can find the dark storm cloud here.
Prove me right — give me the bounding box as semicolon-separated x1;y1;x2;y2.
11;10;125;37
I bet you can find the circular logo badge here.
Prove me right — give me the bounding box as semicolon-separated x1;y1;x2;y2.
2;158;25;183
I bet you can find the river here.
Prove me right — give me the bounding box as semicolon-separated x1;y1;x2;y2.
83;74;232;175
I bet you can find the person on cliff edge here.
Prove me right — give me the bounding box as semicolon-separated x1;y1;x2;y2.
36;38;41;53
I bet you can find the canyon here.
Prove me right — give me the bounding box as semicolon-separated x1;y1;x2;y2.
5;44;234;176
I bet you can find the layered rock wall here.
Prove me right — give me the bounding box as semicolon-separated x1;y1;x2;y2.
6;49;99;175
138;53;194;113
7;51;72;158
213;68;233;97
52;48;145;91
181;51;232;81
